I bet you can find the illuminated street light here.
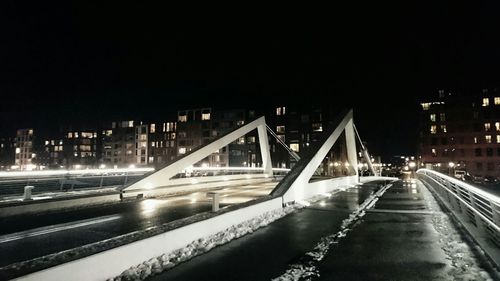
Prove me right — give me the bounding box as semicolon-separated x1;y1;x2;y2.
448;162;455;176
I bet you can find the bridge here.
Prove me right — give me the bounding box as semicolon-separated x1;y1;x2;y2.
0;110;499;281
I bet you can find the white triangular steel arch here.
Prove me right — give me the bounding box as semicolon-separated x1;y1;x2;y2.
122;116;272;192
278;109;359;203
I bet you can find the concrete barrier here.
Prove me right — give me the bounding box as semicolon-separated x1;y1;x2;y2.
13;197;282;281
123;175;273;199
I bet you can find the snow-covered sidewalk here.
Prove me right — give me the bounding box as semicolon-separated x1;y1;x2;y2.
420;181;496;281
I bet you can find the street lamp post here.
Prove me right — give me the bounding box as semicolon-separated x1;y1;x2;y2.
448;162;455;176
408;161;416;178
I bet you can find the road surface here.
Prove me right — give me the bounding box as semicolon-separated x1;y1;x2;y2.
0;181;277;268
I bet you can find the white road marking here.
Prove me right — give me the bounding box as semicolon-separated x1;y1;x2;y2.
0;215;121;244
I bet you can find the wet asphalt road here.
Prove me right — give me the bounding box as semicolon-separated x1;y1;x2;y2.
146;180;469;281
315;180;450;281
147;181;383;281
0;182;277;267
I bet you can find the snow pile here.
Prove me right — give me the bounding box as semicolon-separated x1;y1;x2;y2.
110;205;299;281
421;184;495;281
272;184;392;281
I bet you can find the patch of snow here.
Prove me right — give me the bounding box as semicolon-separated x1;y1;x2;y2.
420;182;495;281
271;183;392;281
110;204;300;281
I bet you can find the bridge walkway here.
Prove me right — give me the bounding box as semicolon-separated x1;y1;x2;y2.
148;180;495;281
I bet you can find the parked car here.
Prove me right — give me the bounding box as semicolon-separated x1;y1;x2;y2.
483;176;499;185
454;170;466;180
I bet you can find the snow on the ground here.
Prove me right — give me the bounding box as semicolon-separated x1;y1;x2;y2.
110;204;300;281
271;183;393;281
420;182;495;281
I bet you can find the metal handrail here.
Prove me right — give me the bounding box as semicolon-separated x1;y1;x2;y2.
417;168;500;234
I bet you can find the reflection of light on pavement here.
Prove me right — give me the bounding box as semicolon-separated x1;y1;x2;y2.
141;199;161;215
320;201;326;207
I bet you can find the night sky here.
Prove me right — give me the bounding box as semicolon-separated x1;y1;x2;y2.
1;2;500;160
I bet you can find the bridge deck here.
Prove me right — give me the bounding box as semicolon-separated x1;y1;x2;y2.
147;180;495;281
0;181;277;276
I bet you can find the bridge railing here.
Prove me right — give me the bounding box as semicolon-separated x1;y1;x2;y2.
0;168;154;197
417;168;500;264
169;167;290;179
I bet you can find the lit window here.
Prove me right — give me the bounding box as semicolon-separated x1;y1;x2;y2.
238;137;245;144
276;126;285;133
312;123;323;132
430;125;437;134
178;147;186;154
128;121;134;128
247;136;256;143
290;143;299;152
15;148;20;154
68;132;73;138
151;142;155;147
430;114;436;122
440;113;445;121
166;122;175;132
474;137;478;144
482;97;490;107
45;140;49;145
201;113;211;121
484;123;491;131
495;122;500;131
485;135;492;144
178;115;187;122
431;148;437;157
497;135;500;143
421;103;430;110
440;125;447;133
150;124;155;133
495;97;500;105
276;106;286;116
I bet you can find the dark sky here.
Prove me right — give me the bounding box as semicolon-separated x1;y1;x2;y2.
1;2;500;159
